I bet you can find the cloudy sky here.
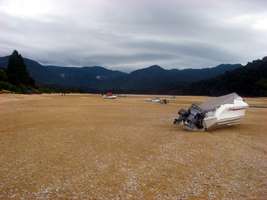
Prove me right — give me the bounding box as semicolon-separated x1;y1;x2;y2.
1;0;267;71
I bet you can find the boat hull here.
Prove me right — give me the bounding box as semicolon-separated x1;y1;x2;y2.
203;106;247;129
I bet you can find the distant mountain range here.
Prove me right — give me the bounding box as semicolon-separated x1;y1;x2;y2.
0;55;241;94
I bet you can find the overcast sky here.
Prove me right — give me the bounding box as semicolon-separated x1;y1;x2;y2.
1;0;267;71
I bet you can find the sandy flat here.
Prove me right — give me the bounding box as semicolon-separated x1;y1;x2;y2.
0;94;267;199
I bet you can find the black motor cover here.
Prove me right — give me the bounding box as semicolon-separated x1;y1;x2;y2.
174;104;205;129
173;108;189;124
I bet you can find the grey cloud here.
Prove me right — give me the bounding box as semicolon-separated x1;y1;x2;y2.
0;0;267;71
121;39;239;63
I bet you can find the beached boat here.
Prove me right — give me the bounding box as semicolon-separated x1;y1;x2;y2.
174;93;248;130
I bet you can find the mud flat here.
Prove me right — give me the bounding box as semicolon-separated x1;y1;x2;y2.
0;94;267;199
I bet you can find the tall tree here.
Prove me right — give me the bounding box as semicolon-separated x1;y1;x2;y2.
7;50;35;86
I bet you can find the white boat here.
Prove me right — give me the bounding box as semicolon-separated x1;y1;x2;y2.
147;97;169;104
103;95;117;99
151;97;161;103
174;93;248;130
103;92;117;99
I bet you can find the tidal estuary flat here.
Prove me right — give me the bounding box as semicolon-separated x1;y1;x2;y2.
0;94;267;199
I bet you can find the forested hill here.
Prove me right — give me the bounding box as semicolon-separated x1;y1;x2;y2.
186;57;267;96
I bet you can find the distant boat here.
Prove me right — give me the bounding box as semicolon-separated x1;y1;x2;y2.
103;92;117;99
151;97;161;103
147;97;169;104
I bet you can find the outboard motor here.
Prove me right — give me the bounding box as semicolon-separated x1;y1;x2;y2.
174;104;205;130
173;108;189;124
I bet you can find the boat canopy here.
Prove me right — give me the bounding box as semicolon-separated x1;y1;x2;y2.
199;93;239;112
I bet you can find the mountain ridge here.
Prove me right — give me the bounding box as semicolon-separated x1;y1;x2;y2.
0;55;242;93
